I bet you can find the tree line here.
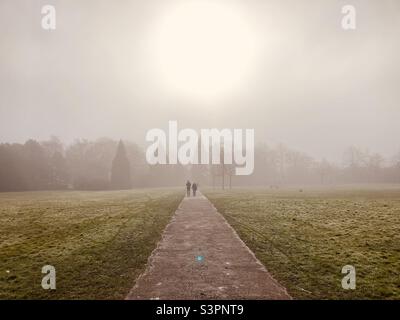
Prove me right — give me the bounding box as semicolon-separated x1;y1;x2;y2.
0;137;399;192
232;144;400;187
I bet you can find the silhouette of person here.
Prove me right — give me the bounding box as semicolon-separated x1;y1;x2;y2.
192;182;198;197
186;180;191;197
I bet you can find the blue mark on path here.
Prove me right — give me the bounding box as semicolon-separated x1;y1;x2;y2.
196;255;204;262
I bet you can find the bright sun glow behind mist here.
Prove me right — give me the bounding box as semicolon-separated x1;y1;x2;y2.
152;1;258;100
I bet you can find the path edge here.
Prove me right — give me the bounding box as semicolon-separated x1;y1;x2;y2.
125;196;185;300
203;194;293;300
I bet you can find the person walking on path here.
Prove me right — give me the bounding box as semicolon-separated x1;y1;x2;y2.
192;182;198;197
186;180;191;197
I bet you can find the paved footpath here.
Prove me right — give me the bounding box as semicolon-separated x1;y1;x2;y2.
126;194;291;300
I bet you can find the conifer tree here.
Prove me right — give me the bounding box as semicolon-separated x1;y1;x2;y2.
110;140;131;189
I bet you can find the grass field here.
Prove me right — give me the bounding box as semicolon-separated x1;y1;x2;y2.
0;188;183;299
2;186;399;300
204;186;400;300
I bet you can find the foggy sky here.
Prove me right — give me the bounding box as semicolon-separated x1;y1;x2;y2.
1;0;399;162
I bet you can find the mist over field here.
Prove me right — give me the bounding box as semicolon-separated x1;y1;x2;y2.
1;1;400;303
1;0;400;163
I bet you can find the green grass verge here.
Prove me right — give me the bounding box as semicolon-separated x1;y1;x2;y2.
204;186;400;299
0;188;183;299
